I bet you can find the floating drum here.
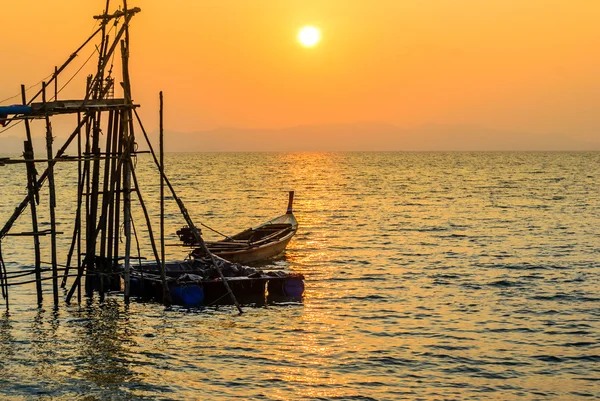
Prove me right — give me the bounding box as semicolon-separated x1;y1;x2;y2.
283;278;305;297
170;284;204;306
130;277;142;297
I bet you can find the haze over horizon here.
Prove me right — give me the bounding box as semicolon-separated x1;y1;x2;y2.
1;0;599;152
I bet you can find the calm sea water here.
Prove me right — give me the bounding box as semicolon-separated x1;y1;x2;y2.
0;151;598;400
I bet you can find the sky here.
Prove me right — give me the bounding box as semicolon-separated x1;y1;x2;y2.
1;0;599;151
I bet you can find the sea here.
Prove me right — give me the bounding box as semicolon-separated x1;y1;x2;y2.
0;151;598;400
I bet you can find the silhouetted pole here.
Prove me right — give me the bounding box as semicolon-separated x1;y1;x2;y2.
43;82;59;306
106;111;121;294
159;92;171;306
77;112;83;304
120;38;133;303
21;85;43;307
54;67;58;100
84;114;102;298
98;110;115;300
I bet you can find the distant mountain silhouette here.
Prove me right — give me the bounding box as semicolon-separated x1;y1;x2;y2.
2;122;598;153
151;123;600;152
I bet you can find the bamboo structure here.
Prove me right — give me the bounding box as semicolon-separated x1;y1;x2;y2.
0;2;173;309
0;1;250;313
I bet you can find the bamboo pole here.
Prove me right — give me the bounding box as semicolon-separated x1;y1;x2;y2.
121;18;134;303
21;85;43;307
112;114;123;276
77;112;83;304
97;110;115;300
122;112;132;303
84;112;101;297
128;161;170;304
113;111;125;272
54;67;58;100
64;116;86;301
67;105;93;303
43;82;59;306
105;111;120;291
83;115;93;297
159;92;170;306
24;141;42;306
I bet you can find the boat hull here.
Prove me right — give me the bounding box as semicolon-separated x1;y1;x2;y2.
177;192;299;264
208;230;295;264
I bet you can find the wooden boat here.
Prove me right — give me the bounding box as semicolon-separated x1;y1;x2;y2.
177;191;298;264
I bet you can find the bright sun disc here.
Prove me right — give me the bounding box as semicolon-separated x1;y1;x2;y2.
298;26;320;47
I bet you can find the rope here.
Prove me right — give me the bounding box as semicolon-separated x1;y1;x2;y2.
0;19;103;133
0;72;54;105
0;119;24;135
50;47;97;102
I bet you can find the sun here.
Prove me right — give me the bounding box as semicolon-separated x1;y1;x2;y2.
298;26;321;47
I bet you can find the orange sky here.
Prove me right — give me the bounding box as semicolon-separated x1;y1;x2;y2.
1;0;599;150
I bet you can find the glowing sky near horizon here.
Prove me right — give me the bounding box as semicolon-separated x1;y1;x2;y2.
0;0;599;150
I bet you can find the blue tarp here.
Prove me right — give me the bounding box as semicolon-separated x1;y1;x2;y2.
0;105;32;115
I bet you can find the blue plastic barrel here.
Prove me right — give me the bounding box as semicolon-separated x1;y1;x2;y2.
170;285;205;306
283;278;305;297
130;277;141;296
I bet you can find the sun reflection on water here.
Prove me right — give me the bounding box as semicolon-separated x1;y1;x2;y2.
0;152;599;399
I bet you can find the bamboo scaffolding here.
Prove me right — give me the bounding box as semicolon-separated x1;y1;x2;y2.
106;112;121;288
1;2;252;313
77;112;83;304
97;110;115;300
21;85;43;307
159;92;170;306
42;82;59;306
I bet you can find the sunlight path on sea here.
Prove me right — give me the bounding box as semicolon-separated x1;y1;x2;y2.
0;151;598;400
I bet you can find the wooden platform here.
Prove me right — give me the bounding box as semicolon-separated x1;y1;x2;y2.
29;98;138;116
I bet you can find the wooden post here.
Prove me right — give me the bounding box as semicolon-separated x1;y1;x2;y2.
54;66;58;100
98;110;115;300
24;141;43;306
122;110;132;303
43;82;59;306
77;112;83;304
159;91;170;306
112;114;123;278
121;34;133;303
84;113;102;298
83;107;92;297
65;114;87;304
21;85;43;307
105;111;121;292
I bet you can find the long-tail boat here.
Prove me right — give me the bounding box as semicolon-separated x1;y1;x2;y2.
176;191;298;264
